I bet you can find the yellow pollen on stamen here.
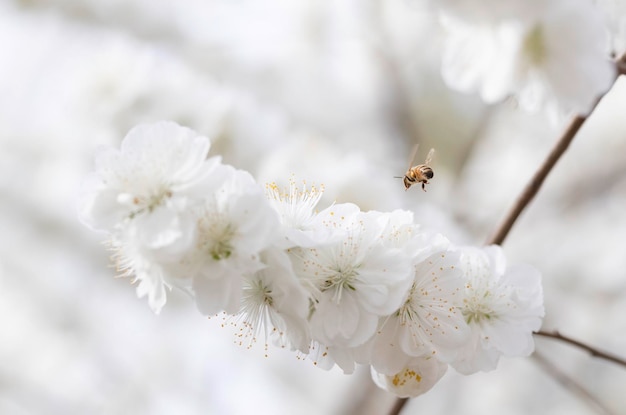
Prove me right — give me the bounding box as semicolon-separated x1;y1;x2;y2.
392;369;422;387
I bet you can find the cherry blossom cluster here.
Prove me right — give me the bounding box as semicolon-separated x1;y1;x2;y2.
432;0;616;117
78;122;544;397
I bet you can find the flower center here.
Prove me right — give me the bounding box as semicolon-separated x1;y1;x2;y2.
126;187;173;219
392;368;422;387
323;265;358;303
265;179;324;229
522;24;546;65
199;220;236;261
398;296;418;323
244;278;274;308
397;280;431;322
462;290;496;324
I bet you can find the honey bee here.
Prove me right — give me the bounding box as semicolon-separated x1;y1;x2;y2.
395;145;435;191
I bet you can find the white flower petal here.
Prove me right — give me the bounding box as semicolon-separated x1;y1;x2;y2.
310;292;378;347
452;245;544;374
238;248;311;352
193;267;243;315
371;357;448;398
440;0;615;115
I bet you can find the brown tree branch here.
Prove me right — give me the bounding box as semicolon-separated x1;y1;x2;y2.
388;330;626;415
532;351;618;415
534;330;626;368
618;53;626;76
390;54;626;415
388;105;596;415
486;54;625;245
388;397;409;415
485;112;587;245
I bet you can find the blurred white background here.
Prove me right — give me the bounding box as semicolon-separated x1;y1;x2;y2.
1;0;626;414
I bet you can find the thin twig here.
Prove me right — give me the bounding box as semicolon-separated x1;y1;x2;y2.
618;54;626;76
388;113;586;415
487;54;625;245
388;333;626;415
388;398;409;415
485;111;589;245
390;55;626;415
535;330;626;368
532;352;617;415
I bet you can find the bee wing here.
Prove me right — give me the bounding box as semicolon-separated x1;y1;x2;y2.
424;148;435;165
406;144;419;170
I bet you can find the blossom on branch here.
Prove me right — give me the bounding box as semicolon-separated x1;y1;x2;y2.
367;250;469;375
265;178;335;248
78;121;223;312
289;206;414;349
440;0;615;116
238;248;312;352
78;121;220;235
451;245;544;374
371;356;448;398
78;122;546;398
179;166;280;315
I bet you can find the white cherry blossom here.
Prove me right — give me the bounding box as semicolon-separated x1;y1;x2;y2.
78;121;226;312
77;117;549;398
78;121;222;256
451;245;544;375
107;228;172;314
265;178;336;248
441;0;615;116
238;248;312;352
177;166;280;315
371;356;448;398
367;250;469;375
290;205;414;349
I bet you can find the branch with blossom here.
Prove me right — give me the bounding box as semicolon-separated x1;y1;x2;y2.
387;7;626;413
389;70;626;412
76;0;626;411
535;331;626;368
79;120;545;397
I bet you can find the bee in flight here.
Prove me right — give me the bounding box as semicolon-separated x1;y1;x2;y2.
395;145;435;191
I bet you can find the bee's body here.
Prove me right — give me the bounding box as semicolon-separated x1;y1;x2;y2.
402;164;434;191
396;146;435;192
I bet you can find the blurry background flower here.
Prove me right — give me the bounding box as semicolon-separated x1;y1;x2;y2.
2;0;626;414
440;0;615;117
